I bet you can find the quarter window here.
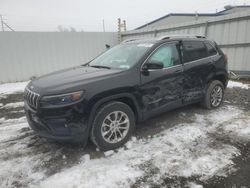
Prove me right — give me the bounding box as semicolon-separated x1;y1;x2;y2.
147;43;181;68
204;41;217;56
182;41;207;62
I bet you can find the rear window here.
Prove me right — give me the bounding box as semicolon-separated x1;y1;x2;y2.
182;41;207;62
204;41;217;56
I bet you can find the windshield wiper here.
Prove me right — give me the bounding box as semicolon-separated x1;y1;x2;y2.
89;65;111;69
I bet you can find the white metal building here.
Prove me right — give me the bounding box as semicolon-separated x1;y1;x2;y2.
136;5;250;30
122;6;250;76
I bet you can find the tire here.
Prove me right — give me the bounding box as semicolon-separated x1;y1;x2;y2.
202;80;224;109
91;101;135;151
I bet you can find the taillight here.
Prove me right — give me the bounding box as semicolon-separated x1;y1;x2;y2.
224;54;228;62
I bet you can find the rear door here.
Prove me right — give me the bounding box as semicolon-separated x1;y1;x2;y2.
181;40;215;104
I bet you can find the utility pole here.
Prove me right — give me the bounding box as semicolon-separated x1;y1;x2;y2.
123;20;127;32
0;15;4;32
118;18;121;43
0;15;14;31
118;18;127;43
102;19;106;32
195;11;199;21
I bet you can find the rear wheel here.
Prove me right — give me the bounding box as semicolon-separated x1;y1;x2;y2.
202;80;224;109
91;101;135;151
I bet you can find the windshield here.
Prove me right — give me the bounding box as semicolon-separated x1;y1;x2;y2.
88;43;153;69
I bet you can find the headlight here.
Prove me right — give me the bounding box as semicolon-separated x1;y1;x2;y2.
40;91;84;107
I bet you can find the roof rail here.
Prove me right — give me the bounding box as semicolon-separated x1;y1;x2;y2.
157;35;206;40
122;38;139;43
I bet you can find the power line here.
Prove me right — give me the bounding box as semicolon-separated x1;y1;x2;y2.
4;22;14;31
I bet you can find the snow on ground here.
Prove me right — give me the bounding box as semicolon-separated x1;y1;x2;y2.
188;182;204;188
0;104;249;188
37;105;250;187
227;80;249;89
0;102;24;109
0;81;29;95
0;117;27;142
40;153;143;188
222;117;250;142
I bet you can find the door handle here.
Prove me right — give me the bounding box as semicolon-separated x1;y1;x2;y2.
174;69;183;73
174;69;182;73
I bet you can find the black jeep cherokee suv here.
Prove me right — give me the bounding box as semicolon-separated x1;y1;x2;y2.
24;35;228;150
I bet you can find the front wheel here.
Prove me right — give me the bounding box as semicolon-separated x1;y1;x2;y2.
91;101;135;151
202;80;225;109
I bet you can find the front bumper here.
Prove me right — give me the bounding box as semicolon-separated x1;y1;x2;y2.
24;101;89;143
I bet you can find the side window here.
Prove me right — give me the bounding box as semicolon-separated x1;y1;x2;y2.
147;43;180;68
204;41;217;56
182;41;207;63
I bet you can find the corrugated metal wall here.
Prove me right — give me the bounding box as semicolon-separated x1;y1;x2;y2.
0;32;118;83
122;11;250;73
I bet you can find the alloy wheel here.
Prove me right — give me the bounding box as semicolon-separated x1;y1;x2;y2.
210;85;223;107
101;111;130;144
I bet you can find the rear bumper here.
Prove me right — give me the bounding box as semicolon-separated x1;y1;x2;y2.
24;102;89;143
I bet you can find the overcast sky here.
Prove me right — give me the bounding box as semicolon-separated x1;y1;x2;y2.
0;0;249;32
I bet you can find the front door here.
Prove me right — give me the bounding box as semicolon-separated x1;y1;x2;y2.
140;42;184;119
181;40;215;104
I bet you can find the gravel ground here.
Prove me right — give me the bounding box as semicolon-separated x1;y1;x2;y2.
0;81;249;188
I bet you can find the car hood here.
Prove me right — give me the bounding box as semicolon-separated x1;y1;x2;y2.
29;66;122;95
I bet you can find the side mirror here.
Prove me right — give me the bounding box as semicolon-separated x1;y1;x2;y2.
143;60;164;70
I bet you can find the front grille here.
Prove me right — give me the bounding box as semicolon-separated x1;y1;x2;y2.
25;88;40;109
